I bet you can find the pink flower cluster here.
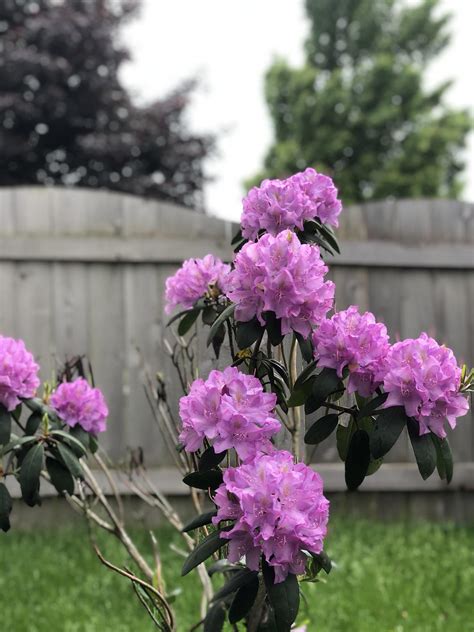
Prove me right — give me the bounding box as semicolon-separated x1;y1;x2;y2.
226;230;335;338
0;336;40;411
382;333;468;438
165;255;230;314
241;168;342;240
50;378;109;434
312;306;390;397
213;450;329;583
179;367;280;461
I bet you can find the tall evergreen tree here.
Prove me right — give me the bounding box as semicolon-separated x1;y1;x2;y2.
0;0;212;208
252;0;470;202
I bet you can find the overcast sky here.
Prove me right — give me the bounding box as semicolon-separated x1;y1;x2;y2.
121;0;474;221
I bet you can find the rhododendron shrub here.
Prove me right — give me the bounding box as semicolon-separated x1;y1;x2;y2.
0;168;472;632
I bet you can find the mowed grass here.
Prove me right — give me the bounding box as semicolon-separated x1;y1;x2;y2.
0;520;473;632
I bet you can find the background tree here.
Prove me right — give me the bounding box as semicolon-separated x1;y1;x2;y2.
0;0;212;209
251;0;471;202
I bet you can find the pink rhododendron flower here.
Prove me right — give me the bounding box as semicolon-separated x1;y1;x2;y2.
0;336;40;411
213;450;329;583
226;230;334;338
312;306;390;396
382;333;468;437
165;254;230;314
179;367;280;461
241;168;342;240
50;378;109;434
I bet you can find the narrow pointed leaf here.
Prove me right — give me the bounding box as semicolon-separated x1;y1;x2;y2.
46;456;75;495
57;442;83;479
228;574;260;623
295;332;314;363
182;529;229;576
198;447;227;472
407;420;437;480
212;569;258;601
25;412;42;436
182;510;218;533
263;562;300;632
370;406;408;459
432;435;454;484
0;405;12;445
236;317;264;349
357;392;389;419
183;469;223;490
207;304;235;347
345;429;370;491
177;308;201;336
0;483;13;532
312;368;342;406
304;414;339;445
19;442;44;506
203;601;226;632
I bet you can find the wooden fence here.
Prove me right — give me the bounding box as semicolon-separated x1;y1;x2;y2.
0;187;472;498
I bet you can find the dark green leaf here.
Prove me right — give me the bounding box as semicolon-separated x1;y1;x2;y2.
295;332;314;363
199;447;227;472
287;376;316;407
407;420;437;480
202;305;217;326
432;435;453;484
370;406;408;459
182;528;229;576
207;304;236;347
207;560;244;576
304;414;339;445
11;404;22;422
213;569;258;601
0;405;12;445
178;308;201;336
293;359;318;390
183;469;223;491
25;412;42;436
315;221;341;254
51;430;87;456
167;307;194;328
263;562;300;632
19;442;44;506
231;228;243;245
203;601;226;632
0;482;13;532
229;574;260;623
57;442;83;479
345;429;370;491
70;426;91;450
357;392;389;419
236;317;264;349
89;434;99;454
1;434;37;456
262;359;289;387
211;324;226;359
182;510;218;533
46;456;75;495
336;418;355;461
310;550;332;574
263;312;284;346
312;368;343;406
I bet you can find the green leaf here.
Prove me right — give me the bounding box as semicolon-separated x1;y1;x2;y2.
207;560;244;576
212;568;258;601
46;456;75;495
312;368;342;406
177;308;201;336
25;412;42;436
203;601;226;632
345;429;370;491
167;307;194;328
198;447;227;472
182;528;229;576
263;312;284;346
287;376;315;407
207;304;236;347
182;469;223;491
336;418;355;461
1;434;38;456
229;574;260;623
304;413;339;445
294;332;314;363
236;317;264;349
263;562;300;632
70;426;91;450
231;228;243;245
19;442;44;506
293;359;318;390
357;392;389;419
51;430;88;456
407;420;437;480
0;405;12;445
370;406;408;459
262;359;290;387
182;510;218;533
57;442;83;479
0;482;13;532
432;435;453;484
89;434;99;454
310;550;332;574
314;220;341;254
202;305;217;326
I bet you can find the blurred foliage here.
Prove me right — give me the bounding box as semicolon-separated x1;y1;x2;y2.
250;0;471;203
0;0;213;209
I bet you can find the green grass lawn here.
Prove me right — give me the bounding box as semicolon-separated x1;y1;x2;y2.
0;520;473;631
